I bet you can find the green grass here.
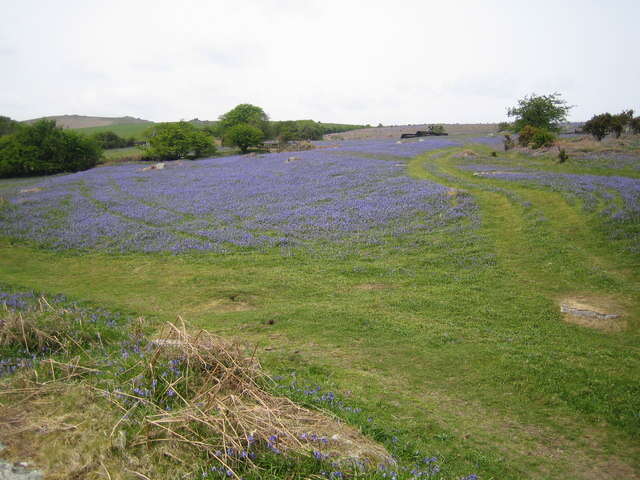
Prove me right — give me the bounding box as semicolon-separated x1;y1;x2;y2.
101;145;145;163
1;143;639;479
71;122;153;140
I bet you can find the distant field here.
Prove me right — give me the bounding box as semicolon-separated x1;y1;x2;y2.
72;122;153;140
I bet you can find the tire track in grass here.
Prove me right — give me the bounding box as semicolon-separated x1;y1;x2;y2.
409;148;639;307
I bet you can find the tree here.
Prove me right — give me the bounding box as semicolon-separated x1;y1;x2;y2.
225;124;264;153
631;117;640;135
0;120;101;178
610;109;633;138
218;104;270;138
507;93;572;132
583;113;613;141
0;116;20;136
143;121;215;160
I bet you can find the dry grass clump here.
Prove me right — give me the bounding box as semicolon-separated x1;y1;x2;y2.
131;321;392;470
1;307;392;479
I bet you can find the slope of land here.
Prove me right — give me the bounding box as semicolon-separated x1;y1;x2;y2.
23;114;151;129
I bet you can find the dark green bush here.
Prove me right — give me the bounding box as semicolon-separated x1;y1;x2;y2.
91;131;136;149
0;120;101;178
0;115;20;136
610;110;633;138
583;113;612;141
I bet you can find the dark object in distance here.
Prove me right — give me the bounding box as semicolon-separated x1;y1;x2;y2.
400;130;449;139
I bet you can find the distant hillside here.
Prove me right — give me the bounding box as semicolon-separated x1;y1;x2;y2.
71;123;153;140
324;123;500;140
24;115;152;129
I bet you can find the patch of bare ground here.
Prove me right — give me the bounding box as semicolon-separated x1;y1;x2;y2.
559;296;626;332
187;294;256;313
453;149;478;158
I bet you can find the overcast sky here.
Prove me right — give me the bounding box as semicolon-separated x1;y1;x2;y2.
1;0;638;124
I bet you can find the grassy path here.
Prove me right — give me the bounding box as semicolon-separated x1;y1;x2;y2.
1;145;639;479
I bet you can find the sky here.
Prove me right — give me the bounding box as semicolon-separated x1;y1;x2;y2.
1;0;638;125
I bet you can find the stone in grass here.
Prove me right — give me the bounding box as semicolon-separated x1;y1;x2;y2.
0;445;42;480
560;297;625;332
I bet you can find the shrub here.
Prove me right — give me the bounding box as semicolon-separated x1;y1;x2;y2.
558;148;569;163
143;121;215;161
225;124;264;153
518;125;537;146
610;110;633;138
0;120;101;178
507;92;572;132
530;128;556;149
517;125;556;149
583;113;612;141
631;117;640;135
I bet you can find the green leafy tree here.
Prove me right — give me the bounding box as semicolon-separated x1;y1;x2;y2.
143;121;215;160
0;120;101;178
218;104;270;138
631;116;640;135
225;124;264;153
507;93;572;132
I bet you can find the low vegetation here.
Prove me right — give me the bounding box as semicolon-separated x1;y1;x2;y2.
583;109;638;141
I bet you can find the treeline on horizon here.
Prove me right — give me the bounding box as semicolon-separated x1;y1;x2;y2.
0;105;368;177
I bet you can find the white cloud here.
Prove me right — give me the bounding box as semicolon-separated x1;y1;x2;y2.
1;0;638;123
